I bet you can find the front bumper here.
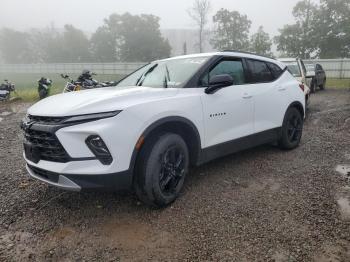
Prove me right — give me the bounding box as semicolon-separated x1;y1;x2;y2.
26;164;133;192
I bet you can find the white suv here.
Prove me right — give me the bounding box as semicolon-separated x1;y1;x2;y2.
22;51;305;207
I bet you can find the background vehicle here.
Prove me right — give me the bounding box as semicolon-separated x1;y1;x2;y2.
279;58;313;104
22;51;305;208
62;70;117;93
305;63;327;92
0;79;16;101
38;77;53;100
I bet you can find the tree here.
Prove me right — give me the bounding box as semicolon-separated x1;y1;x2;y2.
30;25;91;63
211;8;251;51
274;0;318;58
274;24;305;58
103;13;171;62
0;28;35;63
90;26;117;62
188;0;211;53
61;25;91;62
28;25;64;63
249;26;273;56
316;0;350;58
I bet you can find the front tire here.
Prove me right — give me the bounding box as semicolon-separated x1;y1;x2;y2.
39;89;48;100
278;107;303;150
319;80;326;90
134;133;189;208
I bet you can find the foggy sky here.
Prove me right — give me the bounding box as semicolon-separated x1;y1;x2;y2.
0;0;300;36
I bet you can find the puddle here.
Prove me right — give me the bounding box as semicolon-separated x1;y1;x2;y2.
335;165;350;178
337;197;350;221
0;111;12;116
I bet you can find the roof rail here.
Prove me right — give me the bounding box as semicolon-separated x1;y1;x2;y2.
221;50;276;60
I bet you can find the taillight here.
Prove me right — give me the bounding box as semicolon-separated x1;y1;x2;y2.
299;84;305;92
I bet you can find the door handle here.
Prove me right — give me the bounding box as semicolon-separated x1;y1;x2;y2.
242;93;253;99
278;86;286;91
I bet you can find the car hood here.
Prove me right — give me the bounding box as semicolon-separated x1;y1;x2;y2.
28;86;179;117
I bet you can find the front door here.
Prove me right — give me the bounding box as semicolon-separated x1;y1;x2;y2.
199;58;254;148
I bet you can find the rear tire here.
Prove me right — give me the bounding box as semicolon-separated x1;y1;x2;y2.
134;133;189;208
319;80;326;90
310;81;316;93
278;107;303;150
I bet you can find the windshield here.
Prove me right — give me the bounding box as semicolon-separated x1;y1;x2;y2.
284;62;301;77
117;56;209;88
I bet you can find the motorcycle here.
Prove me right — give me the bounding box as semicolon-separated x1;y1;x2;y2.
61;70;117;93
0;79;16;101
38;77;53;100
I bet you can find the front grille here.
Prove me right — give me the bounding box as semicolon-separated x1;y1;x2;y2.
28;165;59;183
24;129;70;163
28;115;65;125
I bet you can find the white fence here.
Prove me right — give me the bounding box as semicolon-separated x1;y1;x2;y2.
304;59;350;78
0;59;349;78
0;63;146;75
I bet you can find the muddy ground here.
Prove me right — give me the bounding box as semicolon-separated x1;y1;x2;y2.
0;88;349;261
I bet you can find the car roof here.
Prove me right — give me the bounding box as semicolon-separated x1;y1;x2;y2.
160;51;286;69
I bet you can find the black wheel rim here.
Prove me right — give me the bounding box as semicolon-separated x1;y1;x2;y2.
287;114;302;143
159;145;185;195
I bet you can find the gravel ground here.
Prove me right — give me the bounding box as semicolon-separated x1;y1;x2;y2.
0;88;349;261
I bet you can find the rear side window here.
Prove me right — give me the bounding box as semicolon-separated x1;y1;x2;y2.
267;62;284;79
201;59;246;86
246;59;274;83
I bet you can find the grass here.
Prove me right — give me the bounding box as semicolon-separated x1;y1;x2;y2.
1;73;349;102
327;78;350;89
0;73;124;102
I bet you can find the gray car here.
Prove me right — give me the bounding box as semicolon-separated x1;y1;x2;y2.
306;64;327;93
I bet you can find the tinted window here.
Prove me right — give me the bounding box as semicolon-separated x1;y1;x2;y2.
201;59;246;86
267;62;283;79
247;59;274;83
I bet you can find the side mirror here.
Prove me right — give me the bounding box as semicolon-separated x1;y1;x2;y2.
205;74;234;94
306;71;315;78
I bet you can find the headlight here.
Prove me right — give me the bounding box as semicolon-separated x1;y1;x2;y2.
62;111;122;124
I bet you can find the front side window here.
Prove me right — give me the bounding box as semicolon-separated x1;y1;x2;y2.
201;59;246;86
247;59;274;83
117;57;209;88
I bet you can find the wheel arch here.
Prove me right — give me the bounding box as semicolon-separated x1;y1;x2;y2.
287;101;305;118
129;116;202;177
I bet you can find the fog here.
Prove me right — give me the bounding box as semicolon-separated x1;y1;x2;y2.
0;0;300;36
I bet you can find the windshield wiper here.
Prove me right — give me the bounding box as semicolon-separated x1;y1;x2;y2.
136;64;158;86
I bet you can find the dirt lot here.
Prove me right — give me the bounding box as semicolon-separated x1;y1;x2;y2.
0;88;349;261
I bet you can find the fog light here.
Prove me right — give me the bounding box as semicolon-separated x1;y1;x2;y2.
86;135;113;165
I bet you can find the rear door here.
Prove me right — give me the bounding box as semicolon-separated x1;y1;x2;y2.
244;59;288;133
199;57;254;147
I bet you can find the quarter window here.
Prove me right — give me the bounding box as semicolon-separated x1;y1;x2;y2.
267;62;283;79
201;59;246;86
247;59;274;83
